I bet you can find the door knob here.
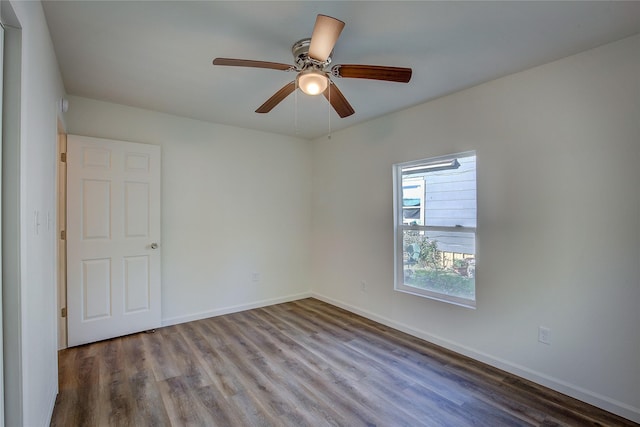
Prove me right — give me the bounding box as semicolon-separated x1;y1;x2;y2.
150;243;158;249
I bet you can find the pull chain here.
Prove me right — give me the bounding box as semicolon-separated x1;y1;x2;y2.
294;80;299;136
327;82;332;139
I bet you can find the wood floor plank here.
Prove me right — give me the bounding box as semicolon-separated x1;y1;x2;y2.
51;298;639;427
247;356;347;427
158;375;215;427
141;329;182;381
162;329;215;388
97;369;136;427
121;333;152;376
128;370;172;427
184;320;246;397
214;347;315;425
247;308;332;372
192;384;253;427
345;336;469;406
53;342;116;427
190;320;301;425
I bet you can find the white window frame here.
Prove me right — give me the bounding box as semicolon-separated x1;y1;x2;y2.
393;151;477;308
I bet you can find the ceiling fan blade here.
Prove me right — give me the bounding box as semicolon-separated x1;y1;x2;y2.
308;15;345;62
332;64;412;83
323;81;355;118
255;81;297;113
213;58;293;71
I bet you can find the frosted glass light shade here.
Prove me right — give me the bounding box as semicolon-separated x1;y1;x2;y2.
297;70;328;95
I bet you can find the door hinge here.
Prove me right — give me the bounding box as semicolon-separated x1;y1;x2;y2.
60;152;67;163
60;230;66;240
61;307;67;318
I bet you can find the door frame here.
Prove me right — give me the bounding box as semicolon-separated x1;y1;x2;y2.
56;124;67;349
0;17;5;427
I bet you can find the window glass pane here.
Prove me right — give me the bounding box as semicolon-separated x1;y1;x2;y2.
401;155;476;228
401;178;424;225
403;208;421;220
402;229;475;301
403;197;421;207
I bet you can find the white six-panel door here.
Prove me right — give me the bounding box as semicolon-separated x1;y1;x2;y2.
67;135;161;347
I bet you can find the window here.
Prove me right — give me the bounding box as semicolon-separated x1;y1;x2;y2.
402;178;425;225
393;152;477;307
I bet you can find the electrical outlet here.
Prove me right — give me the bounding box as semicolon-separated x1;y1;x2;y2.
360;281;366;292
251;272;260;283
538;326;551;345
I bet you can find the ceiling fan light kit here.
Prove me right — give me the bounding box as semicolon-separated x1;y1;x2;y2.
297;69;329;95
212;14;412;118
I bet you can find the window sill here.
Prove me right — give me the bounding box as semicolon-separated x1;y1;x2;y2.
394;286;476;309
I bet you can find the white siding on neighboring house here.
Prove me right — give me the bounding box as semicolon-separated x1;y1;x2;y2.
424;155;477;228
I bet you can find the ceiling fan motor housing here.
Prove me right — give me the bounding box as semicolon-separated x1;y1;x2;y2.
292;38;332;70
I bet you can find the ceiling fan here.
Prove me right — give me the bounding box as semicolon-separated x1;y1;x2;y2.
212;14;412;118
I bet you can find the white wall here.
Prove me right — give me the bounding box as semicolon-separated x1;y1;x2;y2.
65;98;313;325
310;34;640;422
2;1;66;426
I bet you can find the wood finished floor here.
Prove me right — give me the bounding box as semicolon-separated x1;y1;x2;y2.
51;298;637;427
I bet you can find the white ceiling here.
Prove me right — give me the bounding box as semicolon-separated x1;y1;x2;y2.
42;1;640;140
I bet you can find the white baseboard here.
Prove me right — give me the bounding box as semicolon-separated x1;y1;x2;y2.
161;292;312;327
311;292;640;424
